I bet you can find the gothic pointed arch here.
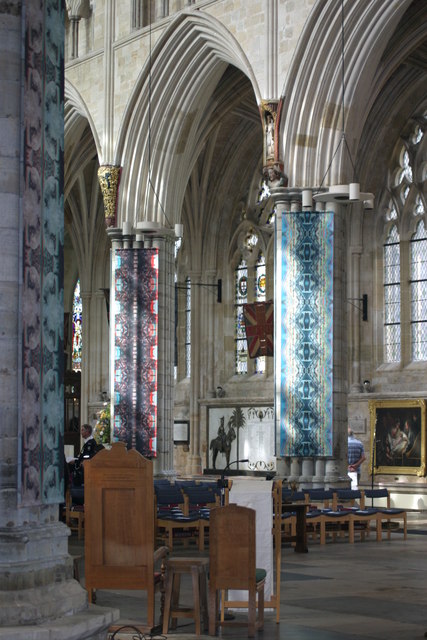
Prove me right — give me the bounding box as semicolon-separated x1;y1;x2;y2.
116;10;262;230
279;0;425;189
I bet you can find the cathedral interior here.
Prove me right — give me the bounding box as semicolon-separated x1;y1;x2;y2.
1;0;427;637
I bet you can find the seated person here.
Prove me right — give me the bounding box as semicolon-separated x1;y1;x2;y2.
69;424;103;487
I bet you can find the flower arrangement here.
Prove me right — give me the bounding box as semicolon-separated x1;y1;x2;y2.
94;404;111;444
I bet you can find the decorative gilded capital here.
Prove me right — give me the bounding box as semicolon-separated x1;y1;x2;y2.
98;165;122;228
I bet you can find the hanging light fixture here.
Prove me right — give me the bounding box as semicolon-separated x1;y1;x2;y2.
313;0;374;206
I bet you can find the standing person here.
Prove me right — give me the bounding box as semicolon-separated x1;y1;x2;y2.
347;428;366;489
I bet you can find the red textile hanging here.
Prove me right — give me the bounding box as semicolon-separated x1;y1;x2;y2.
243;301;274;358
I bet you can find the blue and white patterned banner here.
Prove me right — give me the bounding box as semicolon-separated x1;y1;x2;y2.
276;211;333;457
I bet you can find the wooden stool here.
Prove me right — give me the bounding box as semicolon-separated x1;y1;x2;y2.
162;556;209;635
72;554;82;582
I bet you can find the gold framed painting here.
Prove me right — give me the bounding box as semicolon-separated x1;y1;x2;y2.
369;399;426;477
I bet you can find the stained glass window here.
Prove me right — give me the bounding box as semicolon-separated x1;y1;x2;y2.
402;150;413;182
185;276;191;377
412;125;423;144
383;226;401;363
257;180;270;203
72;279;82;371
414;194;424;217
254;252;266;374
235;258;248;374
410;220;427;361
385;203;398;221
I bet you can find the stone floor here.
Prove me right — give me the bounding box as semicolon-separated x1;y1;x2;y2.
69;512;427;640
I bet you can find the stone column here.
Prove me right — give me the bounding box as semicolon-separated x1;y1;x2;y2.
270;185;291;479
151;231;175;476
205;270;218;398
0;2;116;635
187;270;202;474
269;186;347;488
155;0;169;20
349;247;363;392
106;224;175;477
65;0;87;59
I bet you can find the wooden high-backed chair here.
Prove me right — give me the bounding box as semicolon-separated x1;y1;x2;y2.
84;442;169;631
208;504;266;638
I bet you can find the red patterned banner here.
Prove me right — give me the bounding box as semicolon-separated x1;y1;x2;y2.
243;301;274;358
112;248;158;457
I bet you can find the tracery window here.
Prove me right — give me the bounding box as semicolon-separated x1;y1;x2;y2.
72;279;82;371
235;258;248;375
383;225;401;363
410;221;427;360
254;252;266;374
382;117;426;364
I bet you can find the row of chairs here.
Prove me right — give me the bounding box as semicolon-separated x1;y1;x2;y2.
65;477;224;543
274;483;407;546
155;481;228;550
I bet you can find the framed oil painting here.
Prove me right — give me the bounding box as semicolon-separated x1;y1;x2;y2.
369;399;426;477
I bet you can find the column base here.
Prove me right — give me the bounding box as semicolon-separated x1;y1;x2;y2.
0;604;119;639
186;454;202;475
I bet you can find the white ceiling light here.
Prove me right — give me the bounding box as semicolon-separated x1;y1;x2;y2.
313;184;374;204
312;1;374;207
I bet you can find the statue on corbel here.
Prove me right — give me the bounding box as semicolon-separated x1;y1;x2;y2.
97;165;122;228
260;100;288;188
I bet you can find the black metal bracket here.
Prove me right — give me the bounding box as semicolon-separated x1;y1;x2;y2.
348;293;368;321
176;279;222;303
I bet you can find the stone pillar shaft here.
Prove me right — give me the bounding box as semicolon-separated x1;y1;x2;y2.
268;187;347;488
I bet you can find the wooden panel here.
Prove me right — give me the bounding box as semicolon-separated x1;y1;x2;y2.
84;442;155;601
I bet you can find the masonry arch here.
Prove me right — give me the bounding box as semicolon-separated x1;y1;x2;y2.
116;9;263;246
279;0;423;190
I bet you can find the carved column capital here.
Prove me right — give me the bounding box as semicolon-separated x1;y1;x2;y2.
65;0;89;19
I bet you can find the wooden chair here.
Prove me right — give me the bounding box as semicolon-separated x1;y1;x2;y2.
181;485;220;550
65;487;85;540
208;505;266;638
84;442;169;632
363;488;407;540
155;485;201;550
333;489;381;543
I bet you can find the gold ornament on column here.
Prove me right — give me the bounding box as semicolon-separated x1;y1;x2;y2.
97;165;122;228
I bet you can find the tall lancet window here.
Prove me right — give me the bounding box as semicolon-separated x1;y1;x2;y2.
72;279;82;371
235;258;248;374
410;220;427;361
185;276;191;377
254;251;266;374
383;226;401;363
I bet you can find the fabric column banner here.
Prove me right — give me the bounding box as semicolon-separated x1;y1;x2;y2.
112;248;158;457
279;211;333;457
243;301;274;358
20;0;65;505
